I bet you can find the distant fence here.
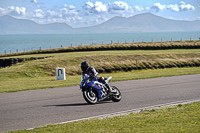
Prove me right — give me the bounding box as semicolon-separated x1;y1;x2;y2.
1;37;200;55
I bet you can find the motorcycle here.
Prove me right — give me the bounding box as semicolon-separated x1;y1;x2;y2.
80;75;122;104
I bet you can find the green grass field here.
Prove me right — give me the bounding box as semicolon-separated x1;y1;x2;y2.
0;49;200;92
9;101;200;133
1;67;200;93
0;49;200;93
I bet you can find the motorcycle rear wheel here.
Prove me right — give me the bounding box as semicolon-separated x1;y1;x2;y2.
83;89;97;104
111;86;122;102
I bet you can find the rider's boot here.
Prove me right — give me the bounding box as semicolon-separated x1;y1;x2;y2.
106;84;117;94
110;88;117;94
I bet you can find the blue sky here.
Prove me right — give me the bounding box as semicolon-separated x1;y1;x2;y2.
0;0;199;28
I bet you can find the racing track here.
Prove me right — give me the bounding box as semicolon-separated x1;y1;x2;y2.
0;74;200;132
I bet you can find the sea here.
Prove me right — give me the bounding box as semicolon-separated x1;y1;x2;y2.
0;31;200;54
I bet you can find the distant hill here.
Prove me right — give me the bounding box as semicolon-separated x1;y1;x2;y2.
77;13;200;33
0;15;73;34
0;13;200;34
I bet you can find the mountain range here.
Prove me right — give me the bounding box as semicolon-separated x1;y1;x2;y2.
0;13;200;34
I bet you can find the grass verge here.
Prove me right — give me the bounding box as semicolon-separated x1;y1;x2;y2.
1;67;200;93
1;49;200;76
0;49;200;93
9;101;200;133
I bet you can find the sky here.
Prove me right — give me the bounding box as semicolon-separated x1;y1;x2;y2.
0;0;200;28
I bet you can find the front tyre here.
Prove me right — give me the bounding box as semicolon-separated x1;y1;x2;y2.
111;86;122;102
83;89;97;104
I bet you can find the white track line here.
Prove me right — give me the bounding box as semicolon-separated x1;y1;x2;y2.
27;98;200;130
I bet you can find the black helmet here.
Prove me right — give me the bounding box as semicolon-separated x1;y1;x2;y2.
81;61;89;72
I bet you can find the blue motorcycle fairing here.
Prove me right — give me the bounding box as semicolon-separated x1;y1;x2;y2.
85;79;102;100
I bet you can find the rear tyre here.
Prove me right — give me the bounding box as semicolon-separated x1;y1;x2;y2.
111;86;122;102
83;89;97;104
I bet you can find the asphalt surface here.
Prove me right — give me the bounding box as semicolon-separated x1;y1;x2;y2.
0;74;200;132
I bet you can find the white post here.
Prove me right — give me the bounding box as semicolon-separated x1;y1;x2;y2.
56;68;66;80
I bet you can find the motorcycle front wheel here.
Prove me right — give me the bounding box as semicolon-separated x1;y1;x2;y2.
111;86;122;102
83;89;97;104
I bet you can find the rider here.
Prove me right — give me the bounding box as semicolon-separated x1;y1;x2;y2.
81;61;116;101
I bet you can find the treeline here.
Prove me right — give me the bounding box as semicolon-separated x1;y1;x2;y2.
0;57;52;68
96;60;200;74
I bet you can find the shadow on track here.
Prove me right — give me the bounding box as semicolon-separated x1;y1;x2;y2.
43;103;89;107
43;101;112;107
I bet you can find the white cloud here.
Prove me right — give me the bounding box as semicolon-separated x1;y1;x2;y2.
178;1;195;11
133;5;144;12
34;9;44;18
7;6;26;16
94;1;108;13
167;1;195;12
64;4;76;10
82;1;94;10
30;3;79;20
0;7;6;15
167;4;179;11
150;2;195;12
83;1;133;15
44;10;61;18
82;1;108;14
109;1;129;11
60;8;68;13
60;8;79;17
61;4;79;17
151;3;166;12
25;4;81;26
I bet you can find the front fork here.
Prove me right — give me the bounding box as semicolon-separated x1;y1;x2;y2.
101;84;111;97
89;88;94;97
